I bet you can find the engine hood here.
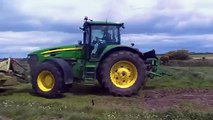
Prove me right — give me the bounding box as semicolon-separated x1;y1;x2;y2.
28;45;83;60
29;45;82;55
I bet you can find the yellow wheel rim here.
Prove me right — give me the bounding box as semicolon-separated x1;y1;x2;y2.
110;61;138;88
37;71;55;92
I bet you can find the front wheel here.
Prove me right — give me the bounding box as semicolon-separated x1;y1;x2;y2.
32;62;64;98
98;50;146;96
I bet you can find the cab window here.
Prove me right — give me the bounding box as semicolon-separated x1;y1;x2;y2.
91;25;120;45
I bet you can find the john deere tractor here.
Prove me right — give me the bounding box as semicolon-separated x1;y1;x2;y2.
28;17;159;98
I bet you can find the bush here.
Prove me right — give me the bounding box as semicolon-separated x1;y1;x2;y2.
160;55;170;65
165;50;191;60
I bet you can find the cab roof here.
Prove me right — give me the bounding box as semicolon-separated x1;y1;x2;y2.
86;21;124;26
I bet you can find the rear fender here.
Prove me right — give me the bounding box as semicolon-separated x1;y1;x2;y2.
99;46;145;62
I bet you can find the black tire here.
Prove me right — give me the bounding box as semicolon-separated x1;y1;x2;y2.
32;62;64;98
98;50;146;96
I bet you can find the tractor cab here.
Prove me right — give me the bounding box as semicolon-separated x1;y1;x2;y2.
81;17;124;59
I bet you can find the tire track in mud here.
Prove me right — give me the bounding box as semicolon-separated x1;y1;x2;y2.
143;89;213;110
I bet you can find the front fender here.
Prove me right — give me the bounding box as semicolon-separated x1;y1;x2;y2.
44;58;73;84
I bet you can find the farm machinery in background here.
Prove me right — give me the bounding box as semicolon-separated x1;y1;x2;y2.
0;58;29;87
27;17;162;98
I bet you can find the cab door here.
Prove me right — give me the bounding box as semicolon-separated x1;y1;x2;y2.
90;25;119;59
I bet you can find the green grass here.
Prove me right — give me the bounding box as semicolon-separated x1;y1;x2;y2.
0;66;213;120
147;66;213;89
0;87;213;120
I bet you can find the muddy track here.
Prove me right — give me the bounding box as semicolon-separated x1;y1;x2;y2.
0;116;10;120
143;89;213;110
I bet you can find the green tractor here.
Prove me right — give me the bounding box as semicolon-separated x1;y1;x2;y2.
28;17;159;98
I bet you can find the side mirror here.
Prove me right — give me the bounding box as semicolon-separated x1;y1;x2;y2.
122;23;125;29
78;40;82;45
79;27;84;31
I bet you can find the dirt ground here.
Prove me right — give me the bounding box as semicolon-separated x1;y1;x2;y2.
0;116;10;120
143;89;213;111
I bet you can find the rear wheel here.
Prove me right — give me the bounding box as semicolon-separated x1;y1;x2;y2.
32;62;64;98
98;50;146;96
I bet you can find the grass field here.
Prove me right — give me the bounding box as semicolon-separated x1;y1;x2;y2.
190;54;213;59
158;53;213;59
0;66;213;120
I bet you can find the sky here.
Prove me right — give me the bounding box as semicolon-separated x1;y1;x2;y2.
0;0;213;57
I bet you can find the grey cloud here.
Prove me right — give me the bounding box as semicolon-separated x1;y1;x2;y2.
122;0;213;35
0;1;38;31
122;33;213;53
0;0;82;32
0;31;82;57
124;13;213;35
0;0;212;35
0;0;212;58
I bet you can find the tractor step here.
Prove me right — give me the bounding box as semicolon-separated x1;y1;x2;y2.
84;65;96;81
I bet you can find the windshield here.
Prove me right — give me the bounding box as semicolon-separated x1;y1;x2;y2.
91;25;120;44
